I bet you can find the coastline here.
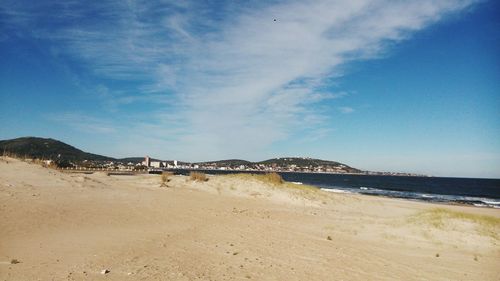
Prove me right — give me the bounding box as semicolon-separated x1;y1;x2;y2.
164;169;500;208
158;167;428;177
1;157;499;280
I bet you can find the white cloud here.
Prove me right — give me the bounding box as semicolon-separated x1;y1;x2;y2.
338;107;355;114
1;0;477;160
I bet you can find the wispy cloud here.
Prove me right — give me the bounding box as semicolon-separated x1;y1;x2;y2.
1;0;477;160
338;107;355;114
46;112;118;134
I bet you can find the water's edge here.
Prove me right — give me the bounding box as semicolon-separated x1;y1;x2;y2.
167;169;500;208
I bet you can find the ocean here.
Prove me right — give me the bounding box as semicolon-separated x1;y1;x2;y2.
168;169;500;208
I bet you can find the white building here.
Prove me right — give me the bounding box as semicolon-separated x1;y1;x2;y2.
142;156;151;167
150;161;162;168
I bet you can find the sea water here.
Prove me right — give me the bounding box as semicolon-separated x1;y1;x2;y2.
280;173;500;208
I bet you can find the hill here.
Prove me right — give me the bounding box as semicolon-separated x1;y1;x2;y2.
0;137;113;162
257;157;360;173
0;137;361;172
258;157;343;166
118;157;163;164
194;157;360;173
195;159;252;167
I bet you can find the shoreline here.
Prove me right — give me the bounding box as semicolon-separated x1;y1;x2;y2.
152;169;500;209
61;166;500;209
319;187;500;209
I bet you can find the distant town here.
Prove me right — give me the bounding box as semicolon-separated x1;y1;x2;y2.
0;137;427;177
63;156;425;177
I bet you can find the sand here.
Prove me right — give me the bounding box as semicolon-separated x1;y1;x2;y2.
1;157;499;281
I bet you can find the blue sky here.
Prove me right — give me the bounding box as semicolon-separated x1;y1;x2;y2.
1;0;499;178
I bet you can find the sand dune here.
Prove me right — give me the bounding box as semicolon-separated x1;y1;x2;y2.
1;157;499;280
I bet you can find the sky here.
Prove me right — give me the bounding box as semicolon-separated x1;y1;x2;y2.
0;0;499;178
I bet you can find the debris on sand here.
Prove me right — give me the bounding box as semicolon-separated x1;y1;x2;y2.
101;269;110;274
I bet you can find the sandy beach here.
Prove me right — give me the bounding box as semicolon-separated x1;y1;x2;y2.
1;157;499;281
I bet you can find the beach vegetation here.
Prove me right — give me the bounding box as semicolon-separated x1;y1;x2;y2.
225;173;320;193
190;171;208;182
226;172;284;185
262;172;284;184
409;208;500;239
160;171;173;187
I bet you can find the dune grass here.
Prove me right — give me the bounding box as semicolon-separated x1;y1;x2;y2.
223;173;281;185
409;207;500;239
160;171;173;187
190;171;208;182
225;173;320;193
260;172;283;185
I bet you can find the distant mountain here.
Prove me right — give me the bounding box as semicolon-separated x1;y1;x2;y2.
257;157;361;173
0;137;113;162
195;157;360;173
118;157;157;164
258;157;341;166
196;159;252;167
0;137;361;172
117;157;145;163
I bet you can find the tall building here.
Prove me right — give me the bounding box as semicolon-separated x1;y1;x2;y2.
143;156;151;167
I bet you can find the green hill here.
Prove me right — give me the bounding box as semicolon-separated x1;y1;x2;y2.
258;157;341;166
257;157;360;172
0;137;113;162
196;159;252;167
196;157;360;173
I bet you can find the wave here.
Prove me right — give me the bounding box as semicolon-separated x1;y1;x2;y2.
321;188;353;194
319;186;500;208
481;200;500;205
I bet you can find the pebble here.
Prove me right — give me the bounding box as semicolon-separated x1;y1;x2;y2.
101;269;110;274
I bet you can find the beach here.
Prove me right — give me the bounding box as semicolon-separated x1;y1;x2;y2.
1;157;499;281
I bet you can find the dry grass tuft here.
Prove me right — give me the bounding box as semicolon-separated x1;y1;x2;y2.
262;172;284;185
409;208;500;239
161;171;173;187
190;171;208;182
